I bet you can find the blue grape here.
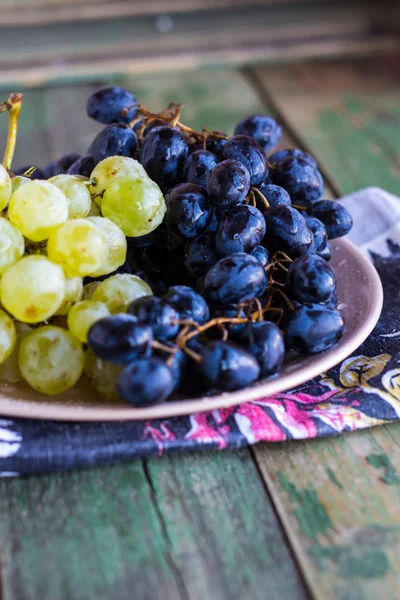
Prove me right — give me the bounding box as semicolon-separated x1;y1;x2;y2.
197;341;260;391
271;156;323;206
239;321;285;377
263;205;313;258
67;155;95;177
286;304;345;354
128;296;180;341
207;159;250;208
164;285;210;325
309;200;353;239
139;126;189;192
92;124;137;163
184;232;218;279
165;183;212;239
287;254;336;304
87;86;137;125
211;305;248;338
206;210;218;233
305;216;328;253
87;314;153;365
221;135;267;186
234;115;282;153
318;242;332;261
43;153;81;178
153;342;188;392
118;357;175;406
206;133;228;157
204;253;267;305
258;183;291;207
13;166;46;179
250;245;269;268
215;204;266;257
183;150;218;188
268;148;317;169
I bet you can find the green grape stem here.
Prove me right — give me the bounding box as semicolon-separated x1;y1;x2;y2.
1;93;23;171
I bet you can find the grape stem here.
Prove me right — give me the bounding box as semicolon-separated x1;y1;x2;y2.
251;186;270;209
1;93;23;171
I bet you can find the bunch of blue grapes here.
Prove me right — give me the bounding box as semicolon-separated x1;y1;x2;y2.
13;86;353;407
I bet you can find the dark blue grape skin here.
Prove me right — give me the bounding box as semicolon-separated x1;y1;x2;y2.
204;253;267;306
128;296;180;341
118;358;175;406
221;135;267;186
165;183;212;239
87;314;153;365
134;269;168;296
197;341;260;391
139;126;189;192
87;86;137;125
207;159;250;209
271;156;324;207
305;216;328;253
92;124;137;164
43;153;81;178
67;155;96;177
263;205;313;259
211;305;248;338
258;183;291;207
206;210;218;233
309;200;353;239
285;304;345;354
239;321;285;377
215;204;266;257
206;134;228;157
287;254;336;304
268;148;317;169
318;242;332;261
250;245;269;268
164;285;210;325
153;343;188;392
234;115;282;153
184;232;218;279
13;166;46;179
183;150;218;188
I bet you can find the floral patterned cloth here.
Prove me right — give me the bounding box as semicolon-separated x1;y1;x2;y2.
0;187;398;476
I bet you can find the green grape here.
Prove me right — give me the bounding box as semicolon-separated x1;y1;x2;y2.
87;216;127;276
87;202;101;217
0;255;65;323
0;322;32;384
101;175;166;237
0;164;12;212
0;309;17;365
19;326;84;395
92;274;152;314
84;347;122;401
89;156;147;201
47;218;108;277
82;281;100;301
67;300;109;343
55;277;83;316
0;217;25;275
8;180;69;242
49;174;91;219
11;175;30;194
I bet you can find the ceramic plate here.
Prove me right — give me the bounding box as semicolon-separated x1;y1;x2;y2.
0;238;383;421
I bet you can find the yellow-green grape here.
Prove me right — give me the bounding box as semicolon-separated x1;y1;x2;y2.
89;156;147;201
82;281;100;301
8;180;69;242
55;277;83;316
92;274;152;314
87;216;127;276
47;218;107;277
49;174;91;219
87;201;101;217
67;300;109;343
0;164;12;212
0;309;17;365
101;175;166;237
0;322;32;384
84;347;122;401
0;217;24;275
0;255;65;323
11;175;30;194
19;326;84;395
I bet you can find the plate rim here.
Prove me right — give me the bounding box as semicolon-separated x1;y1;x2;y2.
0;238;383;421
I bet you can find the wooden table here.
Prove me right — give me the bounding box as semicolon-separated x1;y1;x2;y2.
0;56;399;600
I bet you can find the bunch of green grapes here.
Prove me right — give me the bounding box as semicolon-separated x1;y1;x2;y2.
0;154;164;397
